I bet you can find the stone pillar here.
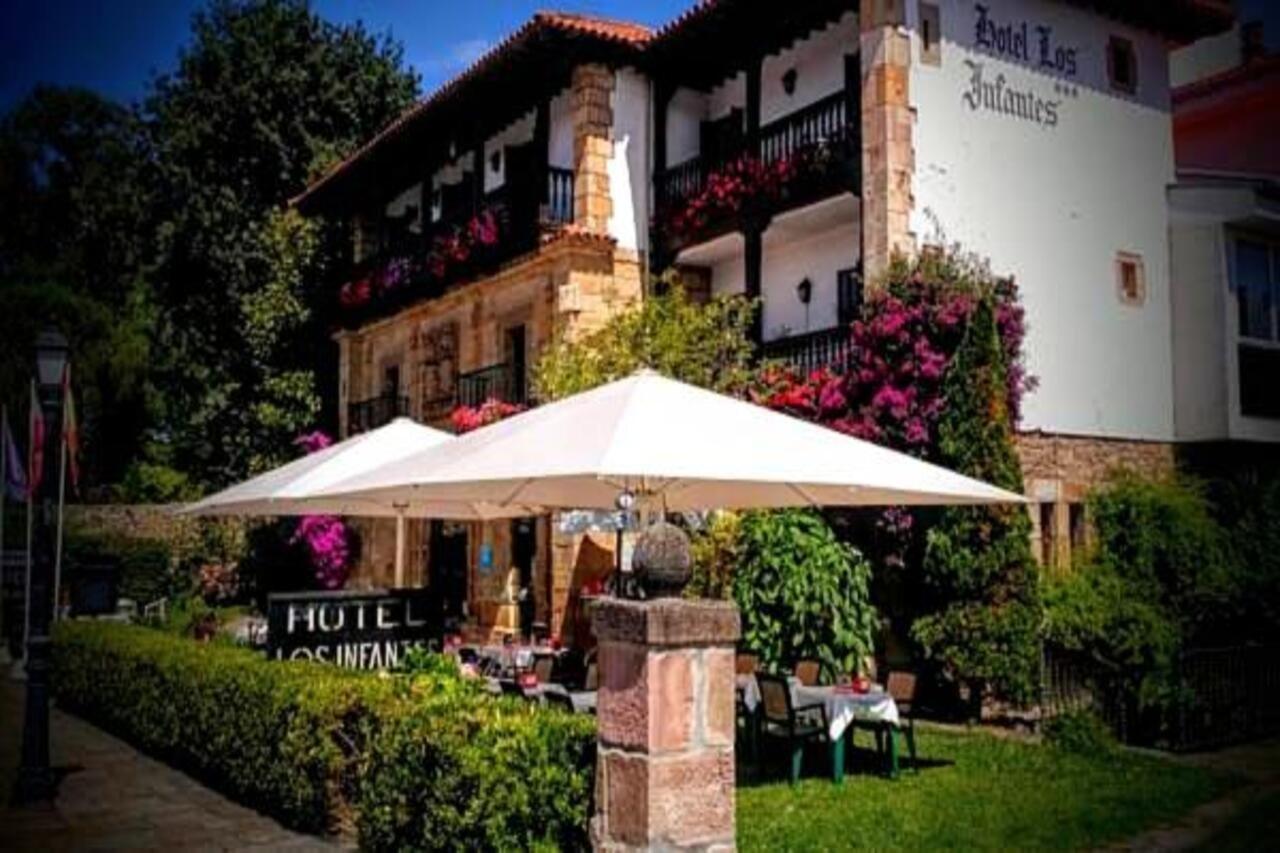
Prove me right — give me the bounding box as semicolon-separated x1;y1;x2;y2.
591;598;741;852
336;332;352;438
860;0;915;287
572;63;615;234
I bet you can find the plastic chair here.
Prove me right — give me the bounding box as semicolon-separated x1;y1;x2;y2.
757;673;830;785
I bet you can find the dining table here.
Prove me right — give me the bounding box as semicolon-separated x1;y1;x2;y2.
737;674;905;780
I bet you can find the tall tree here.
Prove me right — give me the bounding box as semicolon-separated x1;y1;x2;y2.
0;86;155;488
145;0;418;484
911;296;1041;708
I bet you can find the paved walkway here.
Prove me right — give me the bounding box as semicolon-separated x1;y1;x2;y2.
0;665;339;851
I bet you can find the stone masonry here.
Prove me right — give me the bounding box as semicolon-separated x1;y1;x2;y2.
860;0;915;285
591;597;740;852
573;64;615;235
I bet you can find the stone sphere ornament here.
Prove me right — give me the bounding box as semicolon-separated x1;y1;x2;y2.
631;519;693;598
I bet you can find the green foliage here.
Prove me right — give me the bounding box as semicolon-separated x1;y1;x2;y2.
687;511;741;600
146;0;419;486
0;87;155;488
63;533;180;606
912;297;1041;706
358;693;596;852
115;460;201;503
52;621;597;848
732;510;878;678
1088;473;1240;642
533;282;759;401
1042;710;1118;755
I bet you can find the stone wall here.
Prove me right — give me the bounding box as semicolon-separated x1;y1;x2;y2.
860;0;915;284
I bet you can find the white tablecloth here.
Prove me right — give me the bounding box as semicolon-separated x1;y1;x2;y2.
738;675;899;740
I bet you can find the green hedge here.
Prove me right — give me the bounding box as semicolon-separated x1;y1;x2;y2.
52;621;596;848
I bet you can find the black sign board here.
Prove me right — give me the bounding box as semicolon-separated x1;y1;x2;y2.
266;588;438;670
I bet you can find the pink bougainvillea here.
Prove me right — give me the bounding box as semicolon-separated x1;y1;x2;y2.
449;398;525;434
291;431;353;589
756;268;1033;461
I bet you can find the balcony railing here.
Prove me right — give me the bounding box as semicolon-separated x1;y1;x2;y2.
347;394;409;434
457;362;527;408
655;90;859;216
759;327;854;376
340;168;575;327
759;91;856;168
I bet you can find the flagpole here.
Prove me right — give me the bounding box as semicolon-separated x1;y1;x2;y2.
1;406;7;654
53;413;67;623
22;385;35;668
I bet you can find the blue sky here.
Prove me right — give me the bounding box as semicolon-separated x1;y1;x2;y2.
0;0;691;110
3;1;1276;111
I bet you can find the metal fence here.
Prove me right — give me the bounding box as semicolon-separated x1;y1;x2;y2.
1041;644;1280;752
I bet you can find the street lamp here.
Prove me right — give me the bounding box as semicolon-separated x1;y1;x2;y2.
13;328;67;803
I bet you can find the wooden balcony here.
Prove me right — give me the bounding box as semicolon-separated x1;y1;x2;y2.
653;91;860;254
347;394;409;434
337;169;574;328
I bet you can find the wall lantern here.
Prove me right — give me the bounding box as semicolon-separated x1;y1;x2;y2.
782;68;798;96
35;329;69;388
795;277;812;305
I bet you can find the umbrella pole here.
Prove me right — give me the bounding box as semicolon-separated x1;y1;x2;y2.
393;506;407;589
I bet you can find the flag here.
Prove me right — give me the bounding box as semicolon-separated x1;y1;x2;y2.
28;379;45;500
2;411;25;502
62;364;80;493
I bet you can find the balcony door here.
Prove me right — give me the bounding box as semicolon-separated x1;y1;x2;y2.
505;324;527;405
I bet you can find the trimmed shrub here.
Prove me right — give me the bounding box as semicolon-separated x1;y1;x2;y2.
1043;710;1117;755
52;622;596;847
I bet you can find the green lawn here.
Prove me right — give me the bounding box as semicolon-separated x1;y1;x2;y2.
737;725;1235;851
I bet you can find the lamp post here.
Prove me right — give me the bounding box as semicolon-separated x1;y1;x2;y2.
13;329;67;804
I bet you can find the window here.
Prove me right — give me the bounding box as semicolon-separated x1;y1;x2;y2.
382;364;400;399
1068;503;1087;555
1233;237;1280;419
837;266;863;325
1038;502;1056;569
1234;239;1275;341
1115;251;1146;306
1107;36;1137;94
919;3;941;66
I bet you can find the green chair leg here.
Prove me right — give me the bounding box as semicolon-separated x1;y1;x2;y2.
830;733;845;785
790;743;805;785
904;723;918;772
886;726;900;779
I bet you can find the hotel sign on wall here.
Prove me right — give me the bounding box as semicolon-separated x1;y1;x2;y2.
266;589;436;670
961;3;1081;128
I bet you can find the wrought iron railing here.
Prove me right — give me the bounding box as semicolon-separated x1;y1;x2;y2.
759;90;857;166
546;167;575;225
347;394;409;434
457;363;527;408
759;327;854;375
654;89;859;214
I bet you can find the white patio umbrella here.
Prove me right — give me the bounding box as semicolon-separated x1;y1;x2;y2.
180;417;534;586
312;371;1026;513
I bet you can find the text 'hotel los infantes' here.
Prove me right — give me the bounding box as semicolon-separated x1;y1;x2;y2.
291;0;1241;645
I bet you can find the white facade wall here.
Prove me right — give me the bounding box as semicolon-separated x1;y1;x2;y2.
759;11;857;124
908;0;1177;441
609;68;651;253
483;110;536;193
705;214;859;342
1169;218;1229;439
549;90;574;171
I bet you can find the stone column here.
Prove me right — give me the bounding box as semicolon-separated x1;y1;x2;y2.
859;0;915;287
591;598;741;852
572;63;615;234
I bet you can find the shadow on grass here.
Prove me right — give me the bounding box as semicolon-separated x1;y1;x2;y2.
735;740;954;788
